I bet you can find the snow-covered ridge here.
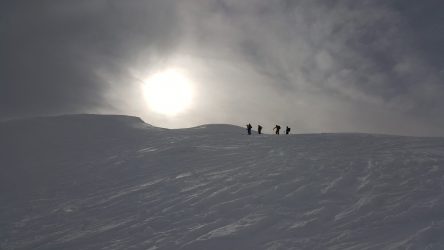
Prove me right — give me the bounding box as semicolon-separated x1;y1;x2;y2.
2;114;444;249
0;114;149;132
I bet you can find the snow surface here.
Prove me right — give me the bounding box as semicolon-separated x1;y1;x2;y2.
2;114;444;249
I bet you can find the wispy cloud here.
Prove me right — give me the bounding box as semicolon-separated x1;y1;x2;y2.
1;0;443;135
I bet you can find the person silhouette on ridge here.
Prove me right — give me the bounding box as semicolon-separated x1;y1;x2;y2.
273;125;281;135
246;123;252;135
258;125;263;134
286;126;291;135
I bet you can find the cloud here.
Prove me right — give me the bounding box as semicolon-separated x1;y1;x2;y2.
1;0;444;136
162;0;444;135
0;0;180;118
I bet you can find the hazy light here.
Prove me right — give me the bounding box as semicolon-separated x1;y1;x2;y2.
142;68;194;116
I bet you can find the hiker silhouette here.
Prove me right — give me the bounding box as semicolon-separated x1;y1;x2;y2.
286;126;291;135
246;123;252;135
258;125;263;134
273;125;281;135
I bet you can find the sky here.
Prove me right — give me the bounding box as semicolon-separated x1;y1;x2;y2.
1;0;444;136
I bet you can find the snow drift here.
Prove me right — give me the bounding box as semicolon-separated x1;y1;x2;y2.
1;114;444;249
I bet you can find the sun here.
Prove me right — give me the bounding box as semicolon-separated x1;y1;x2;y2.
142;68;194;116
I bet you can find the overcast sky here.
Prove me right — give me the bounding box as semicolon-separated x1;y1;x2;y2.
1;0;444;136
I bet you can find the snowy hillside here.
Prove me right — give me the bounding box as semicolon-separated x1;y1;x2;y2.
2;114;444;250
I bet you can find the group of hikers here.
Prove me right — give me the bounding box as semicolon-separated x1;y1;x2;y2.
246;123;290;135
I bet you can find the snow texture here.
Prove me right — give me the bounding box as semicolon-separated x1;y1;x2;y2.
2;114;444;249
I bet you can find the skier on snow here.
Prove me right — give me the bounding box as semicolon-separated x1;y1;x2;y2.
246;123;252;135
258;125;263;134
273;125;281;135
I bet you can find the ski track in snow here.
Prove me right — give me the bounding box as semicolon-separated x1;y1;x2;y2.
1;115;444;249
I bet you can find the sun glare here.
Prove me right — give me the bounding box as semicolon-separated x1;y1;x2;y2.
142;68;194;116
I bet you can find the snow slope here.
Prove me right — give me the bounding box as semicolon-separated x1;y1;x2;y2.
2;114;444;249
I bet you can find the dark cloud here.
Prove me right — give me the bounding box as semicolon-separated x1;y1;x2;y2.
1;0;443;135
391;0;444;68
174;0;444;135
1;0;179;119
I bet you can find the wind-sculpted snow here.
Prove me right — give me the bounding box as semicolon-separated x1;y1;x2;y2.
2;115;444;249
